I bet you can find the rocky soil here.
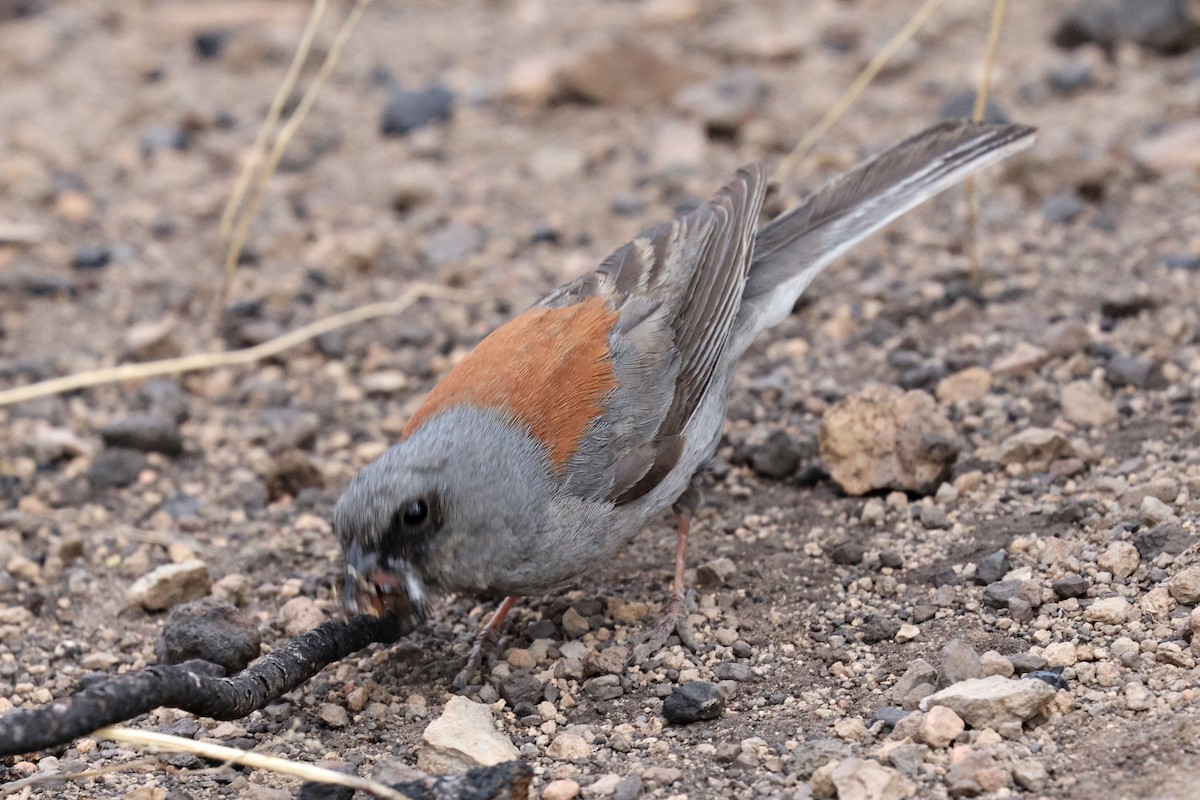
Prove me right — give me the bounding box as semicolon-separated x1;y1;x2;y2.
1;1;1199;798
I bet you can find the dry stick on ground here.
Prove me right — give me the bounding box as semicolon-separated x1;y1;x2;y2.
0;284;470;408
964;0;1010;279
775;0;949;187
0;614;407;757
212;0;375;332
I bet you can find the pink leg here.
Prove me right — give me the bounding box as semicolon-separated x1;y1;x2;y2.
633;511;698;663
454;595;518;689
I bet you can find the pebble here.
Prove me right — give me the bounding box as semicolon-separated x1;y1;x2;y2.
919;706;964;748
1043;642;1077;668
547;732;593;760
1168;566;1200;604
1060;380;1117;427
1011;760;1049;791
1123;681;1153;711
127;560;212;612
583;773;622;798
973;551;1010;585
155;599;262;673
499;671;543;707
979;651;1014;677
380;83;454;136
997;428;1075;471
1051;574;1088;599
1047;60;1094;94
938;89;1009;123
611;776;644;800
1084;595;1132;624
819;386;959;495
922;676;1055;729
1106;355;1169;390
1054;0;1200;56
696;557;737;587
319;703;350;728
663;681;724;724
100;415;184;456
87;448;149;489
279;596;328;638
748;429;802;479
1041;190;1086;225
1140;496;1178;526
935;367;992;404
829;758;912;800
1097;541;1140;581
561;607;590;638
71;243;112;270
557;45;700;107
830;541;867;565
416;696;519;774
542;779;582;800
938;639;984;688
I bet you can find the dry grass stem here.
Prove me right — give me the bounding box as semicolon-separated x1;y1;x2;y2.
0;284;471;408
965;0;1010;277
218;0;329;241
94;726;410;800
213;0;375;330
777;0;949;186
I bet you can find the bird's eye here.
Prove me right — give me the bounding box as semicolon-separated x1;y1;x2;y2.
401;499;429;527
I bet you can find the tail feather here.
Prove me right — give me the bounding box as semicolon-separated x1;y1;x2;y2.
734;121;1035;346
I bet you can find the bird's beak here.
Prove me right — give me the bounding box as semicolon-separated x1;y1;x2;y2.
341;541;428;624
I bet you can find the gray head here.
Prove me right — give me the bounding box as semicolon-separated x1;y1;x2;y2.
332;405;552;623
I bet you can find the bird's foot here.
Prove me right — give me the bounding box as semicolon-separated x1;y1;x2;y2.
453;625;501;691
630;589;699;665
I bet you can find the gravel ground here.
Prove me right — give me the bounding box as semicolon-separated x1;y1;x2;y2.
2;1;1199;799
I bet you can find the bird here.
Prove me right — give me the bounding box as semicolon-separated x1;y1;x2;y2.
332;120;1035;686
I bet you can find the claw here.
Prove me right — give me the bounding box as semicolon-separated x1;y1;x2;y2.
629;589;700;665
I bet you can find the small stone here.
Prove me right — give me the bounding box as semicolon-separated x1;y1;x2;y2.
1007;653;1048;675
819;386;959;495
1012;760;1049;791
380;83;454;136
920;505;949;529
583;645;627;677
87;448;148;489
155;599;262;673
938;640;984;688
279;596;328;638
1140;496;1178;526
1134;524;1190;560
1054;0;1200;56
584;773;622;798
895;624;920;643
543;779;582;800
1123;681;1153;711
561;607;589;638
830;758;912;800
72;243;112;270
547;732;592;760
672;69;770;135
1043;642;1078;668
1041;190;1086;225
498;671;543;707
997;428;1075;471
831;541;867;565
993;342;1050;375
749;429;802;479
1141;586;1176;617
919;706;964;748
1106;355;1169;390
127;560;212;612
891;659;937;706
1047;61;1094;94
1052;574;1088;599
265;450;324;501
663;681;724;724
416;696;519;774
611;776;643;800
862;617;901;644
100;415;183;456
713;662;753;681
557;45;701;107
935;367;992;404
1060;380;1117;427
1084;596;1131;624
922;676;1055;729
973;551;1010;585
1168;566;1200;604
979;651;1014;677
319;703;349;728
696;557;737;587
1098;541;1140;580
833;718;870;742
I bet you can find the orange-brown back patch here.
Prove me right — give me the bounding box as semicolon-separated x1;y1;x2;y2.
403;297;620;469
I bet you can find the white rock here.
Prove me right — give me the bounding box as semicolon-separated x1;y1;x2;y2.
895;624;920;643
1123;681;1153;711
582;773;622;798
127;560;211;612
416;696;519;774
1060;380;1117;427
1141;586;1176;617
546;732;593;760
1084;596;1131;624
1043;642;1077;668
1140;495;1179;526
830;757;912;800
1097;541;1140;581
997;428;1074;471
1168;566;1200;604
542;779;582;800
918;706;964;748
921;676;1054;729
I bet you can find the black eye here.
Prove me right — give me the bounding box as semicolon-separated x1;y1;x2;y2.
401;500;429;527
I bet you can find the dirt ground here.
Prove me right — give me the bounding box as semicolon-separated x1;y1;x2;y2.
1;1;1199;798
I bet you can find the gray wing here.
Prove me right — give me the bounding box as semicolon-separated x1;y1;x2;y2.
542;163;769;503
734;121;1036;347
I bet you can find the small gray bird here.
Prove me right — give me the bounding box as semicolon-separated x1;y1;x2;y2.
333;120;1035;684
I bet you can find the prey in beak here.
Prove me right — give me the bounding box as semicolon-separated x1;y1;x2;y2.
341;540;428;624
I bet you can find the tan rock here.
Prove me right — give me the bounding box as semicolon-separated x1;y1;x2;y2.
1061;380;1117;427
935;367;993;404
417;696;519;775
819;385;960;496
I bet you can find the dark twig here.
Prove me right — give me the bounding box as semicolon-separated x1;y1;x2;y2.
0;614;409;757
